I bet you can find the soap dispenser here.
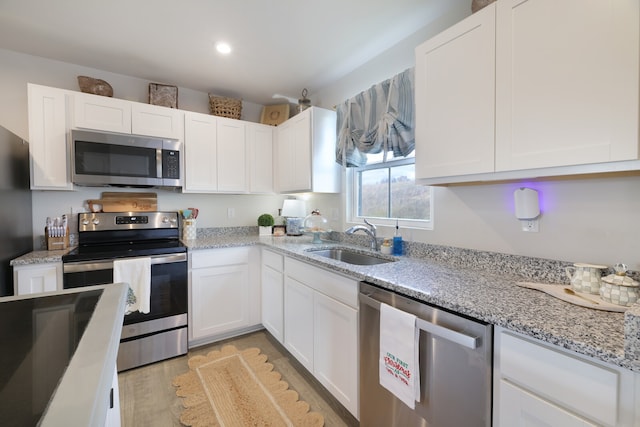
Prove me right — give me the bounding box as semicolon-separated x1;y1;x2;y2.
392;220;403;256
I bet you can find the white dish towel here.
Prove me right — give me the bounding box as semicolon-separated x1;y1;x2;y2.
379;302;420;409
113;257;151;314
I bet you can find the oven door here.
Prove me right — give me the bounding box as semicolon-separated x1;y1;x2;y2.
62;253;187;325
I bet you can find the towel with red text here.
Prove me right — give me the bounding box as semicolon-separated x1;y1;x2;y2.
379;302;420;409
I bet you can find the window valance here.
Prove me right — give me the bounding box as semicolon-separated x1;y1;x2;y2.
336;67;415;167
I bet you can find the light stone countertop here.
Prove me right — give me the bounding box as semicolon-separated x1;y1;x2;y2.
13;228;639;371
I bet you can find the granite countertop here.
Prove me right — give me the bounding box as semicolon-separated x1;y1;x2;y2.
14;229;639;371
188;232;636;371
10;248;73;266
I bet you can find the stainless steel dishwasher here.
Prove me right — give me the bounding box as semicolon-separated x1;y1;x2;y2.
359;282;493;427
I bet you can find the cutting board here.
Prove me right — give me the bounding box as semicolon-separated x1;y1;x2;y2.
88;192;158;212
516;282;627;312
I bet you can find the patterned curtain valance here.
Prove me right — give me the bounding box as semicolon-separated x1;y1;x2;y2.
336;67;415;167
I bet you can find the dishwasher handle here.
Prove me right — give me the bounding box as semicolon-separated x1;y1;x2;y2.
359;292;479;350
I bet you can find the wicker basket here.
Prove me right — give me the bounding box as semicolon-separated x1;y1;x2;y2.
209;94;242;119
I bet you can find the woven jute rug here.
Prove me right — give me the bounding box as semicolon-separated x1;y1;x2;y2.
172;345;325;427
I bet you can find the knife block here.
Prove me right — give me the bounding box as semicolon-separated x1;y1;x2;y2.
45;227;70;251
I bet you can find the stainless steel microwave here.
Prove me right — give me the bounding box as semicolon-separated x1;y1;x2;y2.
71;129;182;188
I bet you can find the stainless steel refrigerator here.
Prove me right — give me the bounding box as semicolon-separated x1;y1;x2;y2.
0;126;32;296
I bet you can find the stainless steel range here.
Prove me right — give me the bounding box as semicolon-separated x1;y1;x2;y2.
62;211;188;371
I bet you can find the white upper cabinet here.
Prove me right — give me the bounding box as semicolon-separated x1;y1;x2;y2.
415;4;496;179
73;91;184;139
275;107;340;193
72;92;132;134
247;123;274;193
184;111;218;192
216;116;247;193
27;84;73;190
131;103;184;139
183;112;249;193
495;0;639;171
416;0;640;184
277;112;311;192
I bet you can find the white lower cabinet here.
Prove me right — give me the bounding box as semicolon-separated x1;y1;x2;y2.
189;247;260;345
104;367;121;427
13;262;62;296
313;290;358;415
282;257;359;418
284;276;315;371
261;249;284;342
494;327;640;427
499;380;598;427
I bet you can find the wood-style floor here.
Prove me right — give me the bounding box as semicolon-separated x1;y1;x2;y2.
118;329;359;426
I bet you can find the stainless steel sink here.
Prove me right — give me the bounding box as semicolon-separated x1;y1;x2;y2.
307;248;394;265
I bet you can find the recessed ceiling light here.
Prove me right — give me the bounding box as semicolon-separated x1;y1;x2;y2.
216;42;232;55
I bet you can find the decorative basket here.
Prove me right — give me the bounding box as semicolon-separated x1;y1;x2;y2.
209;94;242;119
77;76;113;97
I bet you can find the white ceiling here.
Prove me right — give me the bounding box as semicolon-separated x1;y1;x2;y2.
0;0;462;105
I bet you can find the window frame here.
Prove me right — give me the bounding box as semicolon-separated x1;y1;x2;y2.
346;156;434;230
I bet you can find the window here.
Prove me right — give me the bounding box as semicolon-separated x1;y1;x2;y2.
337;67;432;229
350;151;432;229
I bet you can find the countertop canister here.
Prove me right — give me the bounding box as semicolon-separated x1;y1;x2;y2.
565;262;607;294
600;263;640;306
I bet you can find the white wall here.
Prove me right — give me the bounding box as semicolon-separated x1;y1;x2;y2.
312;2;640;270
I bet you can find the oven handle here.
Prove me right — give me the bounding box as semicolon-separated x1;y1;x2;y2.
63;253;187;273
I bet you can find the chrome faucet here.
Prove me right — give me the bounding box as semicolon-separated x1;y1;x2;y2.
345;218;378;251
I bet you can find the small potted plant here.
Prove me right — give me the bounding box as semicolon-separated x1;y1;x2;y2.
257;213;275;236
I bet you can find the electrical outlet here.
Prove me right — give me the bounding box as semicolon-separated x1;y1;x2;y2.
521;219;539;232
227;208;235;218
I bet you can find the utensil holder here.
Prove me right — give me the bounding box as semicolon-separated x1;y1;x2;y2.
183;219;197;241
45;227;69;251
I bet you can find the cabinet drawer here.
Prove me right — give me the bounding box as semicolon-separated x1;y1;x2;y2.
499;331;619;426
262;249;283;272
191;247;249;269
285;257;358;308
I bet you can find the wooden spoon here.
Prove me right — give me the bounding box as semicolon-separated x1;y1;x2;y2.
564;288;600;305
